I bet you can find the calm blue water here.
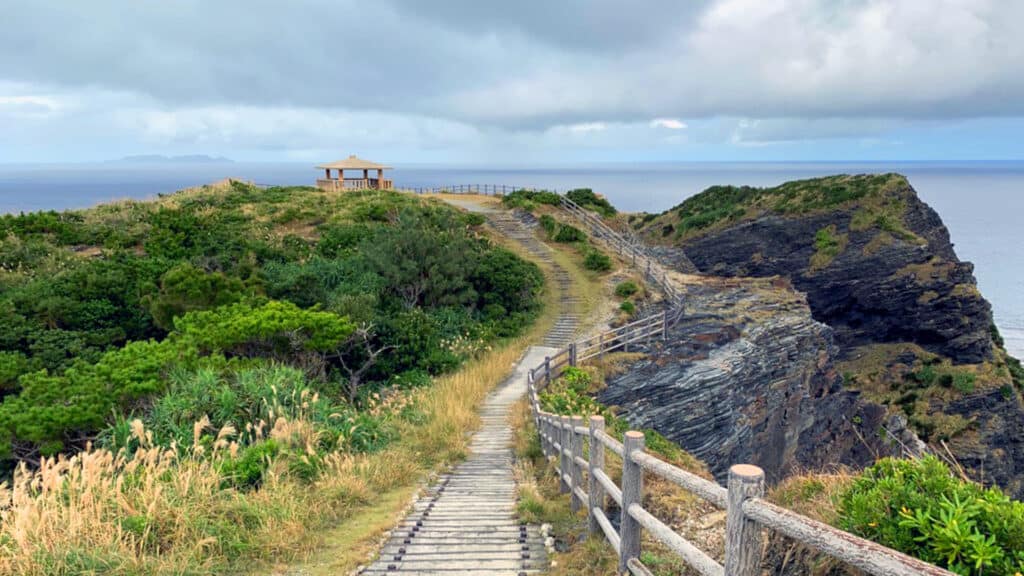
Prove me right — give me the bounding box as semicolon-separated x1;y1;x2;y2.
2;161;1022;357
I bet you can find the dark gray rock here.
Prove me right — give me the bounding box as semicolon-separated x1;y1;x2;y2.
678;182;994;364
599;281;905;485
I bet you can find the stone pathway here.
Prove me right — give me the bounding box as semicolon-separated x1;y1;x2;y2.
360;200;577;575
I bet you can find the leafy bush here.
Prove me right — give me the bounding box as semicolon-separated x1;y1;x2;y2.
537;214;586;243
220;439;280;490
125;365;396;457
0;351;35;394
614;281;639;298
360;208;482;309
502;189;562;211
619;301;636;315
552;223;586;243
583;250;612;272
174;300;354;356
566;189;616;217
539;214;557;236
0;339;195;458
146;263;249;329
837;456;1024;575
0;186;544;468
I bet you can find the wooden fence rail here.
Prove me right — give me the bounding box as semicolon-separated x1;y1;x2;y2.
527;325;954;576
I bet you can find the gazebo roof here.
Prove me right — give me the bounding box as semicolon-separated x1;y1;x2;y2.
316;155;392;170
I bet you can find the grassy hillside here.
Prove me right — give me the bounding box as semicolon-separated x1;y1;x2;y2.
0;181;551;572
633;173;915;240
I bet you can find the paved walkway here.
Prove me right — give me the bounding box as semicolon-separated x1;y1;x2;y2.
361;200;575;575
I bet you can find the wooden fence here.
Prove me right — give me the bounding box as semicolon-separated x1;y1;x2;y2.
527;329;955;576
527;327;952;576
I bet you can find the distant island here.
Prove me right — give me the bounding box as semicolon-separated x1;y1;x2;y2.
111;154;234;164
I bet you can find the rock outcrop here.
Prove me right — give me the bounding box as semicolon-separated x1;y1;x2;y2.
615;174;1024;497
598;278;907;484
666;175;993;364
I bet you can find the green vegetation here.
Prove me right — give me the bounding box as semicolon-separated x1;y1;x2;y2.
614;280;639;298
810;224;849;269
0;183;543;468
657;173;909;237
838;456;1024;575
836;343;1005;443
583;249;612;271
539;214;587;243
619;301;636;315
501;189;562;212
0;183;557;574
566;188;616;217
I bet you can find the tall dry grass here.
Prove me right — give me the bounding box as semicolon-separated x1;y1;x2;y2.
0;337;532;575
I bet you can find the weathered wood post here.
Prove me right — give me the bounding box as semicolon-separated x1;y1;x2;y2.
619;431;645;574
588;415;605;535
598;332;605;360
569;416;584;513
543;417;553;459
569;342;577;367
544;356;551;383
725;464;766;576
559;416;571;493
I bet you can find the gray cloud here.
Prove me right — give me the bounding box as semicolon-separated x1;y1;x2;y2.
2;0;1024;161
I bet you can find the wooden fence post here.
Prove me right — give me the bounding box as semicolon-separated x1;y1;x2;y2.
725;464;766;576
569;416;584;513
559;416;571;494
588;415;605;535
619;431;645;574
598;333;605;360
569;342;577;367
544;356;551;383
543;418;553;459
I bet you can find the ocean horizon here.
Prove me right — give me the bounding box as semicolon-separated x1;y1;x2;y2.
2;160;1022;358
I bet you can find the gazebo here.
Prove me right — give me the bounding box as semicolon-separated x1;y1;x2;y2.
315;155;393;191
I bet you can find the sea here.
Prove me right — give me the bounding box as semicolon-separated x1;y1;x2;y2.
1;160;1022;358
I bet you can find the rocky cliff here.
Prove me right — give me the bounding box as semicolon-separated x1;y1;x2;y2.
598;276;914;484
646;174;992;363
615;174;1024;496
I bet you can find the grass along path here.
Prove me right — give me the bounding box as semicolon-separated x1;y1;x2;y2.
270;197;604;575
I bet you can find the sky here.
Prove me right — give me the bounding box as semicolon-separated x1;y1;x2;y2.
2;0;1024;164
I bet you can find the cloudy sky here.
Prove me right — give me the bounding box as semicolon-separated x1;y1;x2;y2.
2;0;1023;163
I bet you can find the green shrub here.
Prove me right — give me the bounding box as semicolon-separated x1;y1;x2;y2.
123;364;396;457
146;263;249;330
837;456;1024;575
220;440;280;490
619;301;636;315
583;250;612;272
952;372;976;394
539;214;557;235
614;281;639;298
502;189;561;211
0;351;35;393
566;189;616;217
174;300;354;356
315;222;374;258
552;223;586;243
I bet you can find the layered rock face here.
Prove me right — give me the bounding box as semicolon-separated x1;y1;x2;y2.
615;174;1024;496
676;179;992;364
598;278;907;484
